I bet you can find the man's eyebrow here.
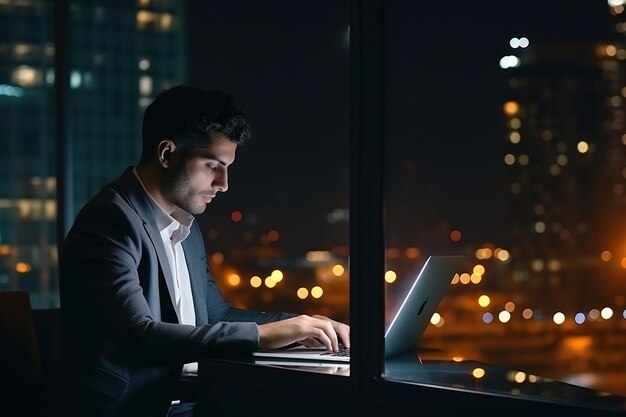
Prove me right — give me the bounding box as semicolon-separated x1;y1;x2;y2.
198;151;228;166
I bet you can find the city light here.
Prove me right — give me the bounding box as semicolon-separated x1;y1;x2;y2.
227;274;241;286
332;264;345;276
509;37;529;49
472;264;485;275
482;312;494;323
384;270;397;284
499;55;520;69
449;230;462;242
264;277;277;288
431;312;444;327
577;141;590;153
601;307;614;319
230;210;243;223
405;247;420;259
211;252;224;265
297;287;309;299
514;372;527;383
575;312;586;324
270;270;283;282
478;295;490;307
494;248;511;262
553;312;566;325
250;276;262;288
305;251;331;262
15;262;31;274
503;100;520;116
0;84;23;97
475;247;493;259
472;367;486;379
311;286;323;299
498;311;511;323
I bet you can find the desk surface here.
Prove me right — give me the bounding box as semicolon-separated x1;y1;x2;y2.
200;348;626;416
384;349;626;413
241;347;626;413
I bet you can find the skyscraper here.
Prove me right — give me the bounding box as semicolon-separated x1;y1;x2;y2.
0;0;186;307
501;5;626;309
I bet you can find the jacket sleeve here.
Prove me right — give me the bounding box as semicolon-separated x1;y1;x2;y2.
61;190;262;366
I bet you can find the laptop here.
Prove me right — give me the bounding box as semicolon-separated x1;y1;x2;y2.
252;255;464;364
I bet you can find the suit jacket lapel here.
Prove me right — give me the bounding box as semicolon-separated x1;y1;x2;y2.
183;229;209;326
112;167;178;323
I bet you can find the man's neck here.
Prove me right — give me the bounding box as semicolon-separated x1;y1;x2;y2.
134;163;176;215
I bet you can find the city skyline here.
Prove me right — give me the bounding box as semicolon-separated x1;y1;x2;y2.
187;1;613;254
1;0;625;402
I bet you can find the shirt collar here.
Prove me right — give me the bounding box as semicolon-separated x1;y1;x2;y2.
132;167;195;234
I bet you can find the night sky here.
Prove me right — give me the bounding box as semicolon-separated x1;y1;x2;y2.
186;1;611;254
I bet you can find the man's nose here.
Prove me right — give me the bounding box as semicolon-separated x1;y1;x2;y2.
215;172;228;192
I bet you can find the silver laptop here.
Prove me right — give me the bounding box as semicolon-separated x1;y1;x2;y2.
252;255;464;364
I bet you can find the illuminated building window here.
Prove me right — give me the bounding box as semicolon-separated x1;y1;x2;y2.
12;65;41;87
139;58;151;70
138;97;151;107
14;43;30;55
137;10;174;32
45;69;54;84
549;164;560;175
509;131;521;143
70;70;81;89
139;75;152;96
137;10;158;30
0;84;23;97
503;100;519;116
509;117;521;129
541;130;552;141
160;13;173;30
518;154;529;166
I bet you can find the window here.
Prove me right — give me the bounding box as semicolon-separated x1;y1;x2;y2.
382;0;626;405
187;1;351;324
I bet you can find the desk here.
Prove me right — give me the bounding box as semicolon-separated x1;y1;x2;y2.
385;349;626;414
197;349;626;417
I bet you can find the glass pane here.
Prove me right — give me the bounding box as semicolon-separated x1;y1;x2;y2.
0;0;57;308
187;1;350;324
383;0;626;405
67;0;186;214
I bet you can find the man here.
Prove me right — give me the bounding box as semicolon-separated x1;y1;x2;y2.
59;85;350;417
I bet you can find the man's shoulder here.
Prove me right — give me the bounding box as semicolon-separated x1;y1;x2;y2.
77;168;146;217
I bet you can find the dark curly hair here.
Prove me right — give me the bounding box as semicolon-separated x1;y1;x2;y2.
140;85;251;162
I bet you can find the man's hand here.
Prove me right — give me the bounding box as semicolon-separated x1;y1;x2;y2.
257;315;350;352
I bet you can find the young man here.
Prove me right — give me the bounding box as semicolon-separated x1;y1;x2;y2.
59;86;350;417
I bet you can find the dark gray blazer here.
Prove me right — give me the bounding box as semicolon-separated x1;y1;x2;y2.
59;167;293;417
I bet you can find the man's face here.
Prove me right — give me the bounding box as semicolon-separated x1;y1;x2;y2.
161;134;237;215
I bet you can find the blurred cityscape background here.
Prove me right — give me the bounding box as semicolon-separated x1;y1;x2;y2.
2;0;626;399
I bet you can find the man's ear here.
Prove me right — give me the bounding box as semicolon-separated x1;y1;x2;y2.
157;139;176;168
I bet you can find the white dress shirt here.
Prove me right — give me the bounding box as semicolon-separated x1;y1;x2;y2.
133;169;198;376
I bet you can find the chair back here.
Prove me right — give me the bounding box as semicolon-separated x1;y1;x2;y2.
0;291;42;414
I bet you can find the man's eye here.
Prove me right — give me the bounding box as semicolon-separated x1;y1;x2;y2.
206;164;217;171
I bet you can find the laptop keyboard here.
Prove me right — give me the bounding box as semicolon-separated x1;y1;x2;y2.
321;346;350;357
